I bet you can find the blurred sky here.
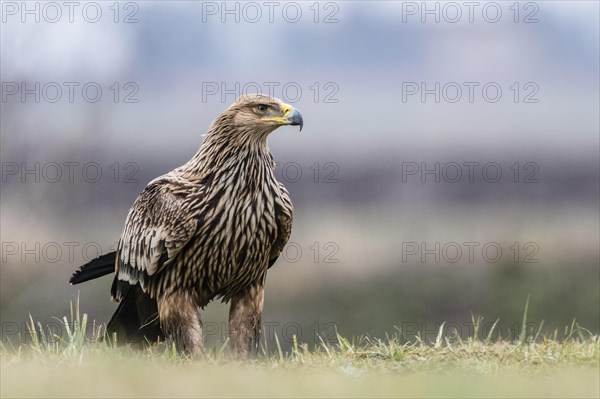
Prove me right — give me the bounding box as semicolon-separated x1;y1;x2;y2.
2;1;598;155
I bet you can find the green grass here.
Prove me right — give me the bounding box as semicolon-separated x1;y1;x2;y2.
1;302;598;398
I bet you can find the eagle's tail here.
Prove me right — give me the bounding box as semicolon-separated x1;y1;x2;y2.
69;252;116;284
105;284;163;347
69;251;163;346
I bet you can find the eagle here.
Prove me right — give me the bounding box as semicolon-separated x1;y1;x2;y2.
70;94;303;356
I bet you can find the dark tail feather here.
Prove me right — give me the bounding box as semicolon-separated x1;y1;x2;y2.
70;252;116;284
105;283;163;347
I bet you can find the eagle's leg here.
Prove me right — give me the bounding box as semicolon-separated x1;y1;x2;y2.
228;282;265;357
157;291;203;356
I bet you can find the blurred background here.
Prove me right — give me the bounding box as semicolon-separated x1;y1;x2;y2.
1;1;598;349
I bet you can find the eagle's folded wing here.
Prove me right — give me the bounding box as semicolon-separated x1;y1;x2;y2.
112;175;203;300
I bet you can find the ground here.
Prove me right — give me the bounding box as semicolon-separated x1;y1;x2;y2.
1;306;598;398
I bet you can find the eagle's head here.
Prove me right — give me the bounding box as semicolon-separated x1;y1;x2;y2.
215;94;303;140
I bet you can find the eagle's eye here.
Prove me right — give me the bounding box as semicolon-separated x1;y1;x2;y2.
256;104;268;114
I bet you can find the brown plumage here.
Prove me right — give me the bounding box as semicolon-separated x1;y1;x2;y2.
70;94;302;356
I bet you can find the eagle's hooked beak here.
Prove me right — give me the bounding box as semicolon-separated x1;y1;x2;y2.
263;103;304;132
285;105;304;132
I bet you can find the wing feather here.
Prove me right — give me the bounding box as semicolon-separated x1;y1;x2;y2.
114;175;203;297
269;182;293;267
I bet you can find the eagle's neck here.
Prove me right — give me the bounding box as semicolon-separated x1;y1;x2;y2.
178;119;275;184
